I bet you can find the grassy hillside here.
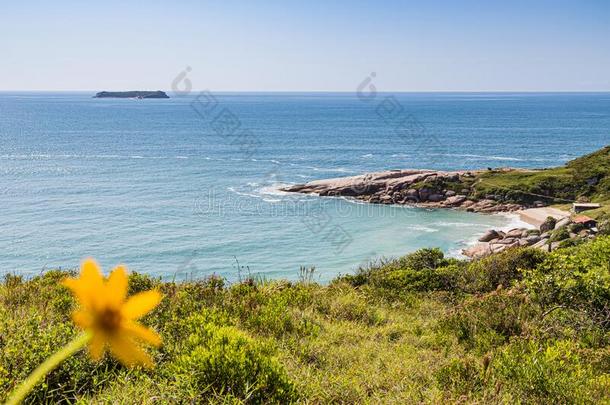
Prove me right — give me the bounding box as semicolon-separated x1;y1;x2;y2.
472;145;610;217
2;238;610;403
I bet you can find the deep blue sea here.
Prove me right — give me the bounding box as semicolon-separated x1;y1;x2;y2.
1;92;608;282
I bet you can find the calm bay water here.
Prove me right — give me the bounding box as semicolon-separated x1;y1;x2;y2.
1;92;608;282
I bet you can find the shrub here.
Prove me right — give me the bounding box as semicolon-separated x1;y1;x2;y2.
491;339;610;403
127;272;160;295
523;236;610;327
396;248;449;271
435;356;484;396
168;313;298;403
540;216;557;232
0;310;120;403
453;247;547;293
442;288;537;353
598;219;610;236
549;227;570;242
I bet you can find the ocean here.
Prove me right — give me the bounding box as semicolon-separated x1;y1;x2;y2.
1;92;608;282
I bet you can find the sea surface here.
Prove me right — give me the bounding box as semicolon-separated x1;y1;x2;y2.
1;92;608;282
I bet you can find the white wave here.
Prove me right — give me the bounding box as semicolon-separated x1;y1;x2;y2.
307;166;354;173
431;221;483;228
257;184;293;196
226;186;263;199
405;225;438;233
360;154;374;158
251;158;281;164
496;212;536;231
429;153;557;162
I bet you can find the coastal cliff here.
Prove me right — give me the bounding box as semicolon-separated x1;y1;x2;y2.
93;91;169;99
282;146;610;216
282;168;524;213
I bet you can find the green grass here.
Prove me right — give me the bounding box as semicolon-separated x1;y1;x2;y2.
470;146;610;209
2;238;610;403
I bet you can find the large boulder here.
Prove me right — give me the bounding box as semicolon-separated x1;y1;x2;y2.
428;193;445;202
505;228;525;238
418;188;432;201
444;195;467;206
463;243;490;258
554;217;571;230
478;229;500;242
525;235;541;244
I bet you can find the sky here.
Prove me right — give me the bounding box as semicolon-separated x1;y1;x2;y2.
1;0;609;92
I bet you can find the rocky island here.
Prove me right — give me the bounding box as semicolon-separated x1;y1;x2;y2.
93;91;169;99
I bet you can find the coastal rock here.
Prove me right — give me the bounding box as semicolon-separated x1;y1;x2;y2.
525;235;541;244
479;229;500;242
444;195;467;206
497;237;517;245
281;168;526;214
532;238;549;249
554;217;571;230
505;228;523;238
463;243;490;258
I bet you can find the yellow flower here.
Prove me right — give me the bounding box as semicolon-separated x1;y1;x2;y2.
62;258;162;367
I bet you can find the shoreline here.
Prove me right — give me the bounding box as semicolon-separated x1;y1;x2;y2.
280;168;527;214
281;168;582;259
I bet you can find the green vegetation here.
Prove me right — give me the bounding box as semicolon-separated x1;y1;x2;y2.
2;238;610;403
472;146;610;215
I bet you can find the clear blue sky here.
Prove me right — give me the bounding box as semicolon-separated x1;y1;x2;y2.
1;0;609;91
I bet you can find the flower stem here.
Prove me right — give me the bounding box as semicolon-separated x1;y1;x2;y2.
6;331;92;405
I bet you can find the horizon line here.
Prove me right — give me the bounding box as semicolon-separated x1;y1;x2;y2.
2;90;610;94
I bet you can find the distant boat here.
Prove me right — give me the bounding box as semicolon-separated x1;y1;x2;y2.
93;91;169;99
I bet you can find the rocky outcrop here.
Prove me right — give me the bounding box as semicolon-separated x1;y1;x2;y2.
463;217;598;259
282;169;524;214
94;91;169;99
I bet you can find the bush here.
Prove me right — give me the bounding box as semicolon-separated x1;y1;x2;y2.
524;236;610;327
491;339;610;403
540;216;557;232
453;248;547;293
168;313;298;403
0;311;120;403
396;248;449;271
442;288;537;353
127;272;160;295
435;356;484;396
549;227;570;242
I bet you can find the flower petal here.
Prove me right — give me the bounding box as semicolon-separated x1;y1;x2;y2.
63;258;104;308
72;310;93;329
108;335;153;368
122;290;162;320
62;278;91;307
123;322;162;347
88;333;106;361
81;258;104;288
106;265;128;307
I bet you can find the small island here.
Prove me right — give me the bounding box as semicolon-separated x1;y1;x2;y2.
93;91;169;99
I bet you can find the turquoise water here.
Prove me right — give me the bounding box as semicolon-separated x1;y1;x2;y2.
1;92;608;282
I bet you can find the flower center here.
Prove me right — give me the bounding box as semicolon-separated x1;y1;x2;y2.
97;308;122;331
